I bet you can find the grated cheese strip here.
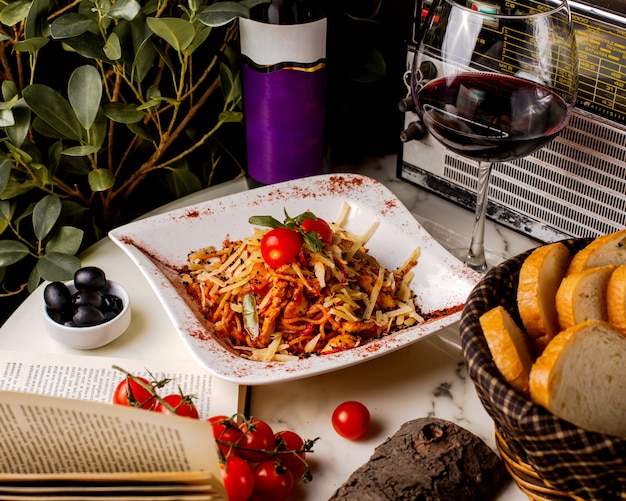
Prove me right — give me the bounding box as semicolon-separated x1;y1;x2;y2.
334;202;351;228
207;240;247;279
345;221;380;261
362;267;385;320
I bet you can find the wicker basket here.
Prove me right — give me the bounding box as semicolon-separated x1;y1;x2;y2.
459;238;626;501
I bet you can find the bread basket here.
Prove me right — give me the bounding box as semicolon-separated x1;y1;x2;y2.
459;238;626;501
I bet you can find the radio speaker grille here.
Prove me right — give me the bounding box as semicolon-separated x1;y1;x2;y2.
440;112;626;240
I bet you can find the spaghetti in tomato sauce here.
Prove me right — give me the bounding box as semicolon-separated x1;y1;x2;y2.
180;204;423;362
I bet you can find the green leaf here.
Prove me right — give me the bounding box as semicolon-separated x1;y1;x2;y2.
219;110;242;123
27;266;41;293
103;32;122;60
0;109;14;127
14;36;49;53
107;0;141;21
25;0;50;39
248;215;284;229
0;200;11;220
49;13;95;39
68;65;102;130
196;2;250;27
0;240;30;267
0;0;31;27
348;48;387;84
61;31;110;61
5;98;31;148
61;145;101;156
23;84;84;141
131;31;157;84
161;166;201;198
103;102;144;124
88;168;115;191
242;292;259;340
146;17;195;53
2;81;18;101
0;159;10;194
37;252;81;282
45;226;84;254
33;194;62;241
0;178;37;200
186;25;211;56
220;62;241;106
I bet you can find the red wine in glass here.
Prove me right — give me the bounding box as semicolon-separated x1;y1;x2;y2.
416;72;570;163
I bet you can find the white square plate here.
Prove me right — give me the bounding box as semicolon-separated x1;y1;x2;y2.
109;174;481;385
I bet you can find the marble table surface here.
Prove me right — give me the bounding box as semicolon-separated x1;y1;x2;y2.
0;155;541;499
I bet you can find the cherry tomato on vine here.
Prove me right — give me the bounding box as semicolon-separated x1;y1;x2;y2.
331;401;371;440
274;430;306;480
301;217;332;245
209;415;244;457
260;228;301;268
238;419;274;463
253;459;294;501
112;376;155;410
221;455;255;501
155;393;199;419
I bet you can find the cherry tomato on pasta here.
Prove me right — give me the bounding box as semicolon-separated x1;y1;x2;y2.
154;393;199;419
301;217;332;245
331;400;371;440
260;228;301;268
112;376;156;410
221;455;255;501
253;458;294;501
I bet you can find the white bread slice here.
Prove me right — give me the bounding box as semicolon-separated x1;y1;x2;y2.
529;319;626;439
607;265;626;334
567;229;626;275
479;306;534;397
517;242;572;355
555;264;617;330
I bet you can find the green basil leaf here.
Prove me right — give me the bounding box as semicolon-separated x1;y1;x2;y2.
243;292;259;340
248;215;284;228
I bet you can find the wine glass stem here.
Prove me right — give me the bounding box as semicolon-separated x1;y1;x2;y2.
466;161;493;273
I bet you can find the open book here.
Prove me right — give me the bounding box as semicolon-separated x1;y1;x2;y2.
0;350;247;500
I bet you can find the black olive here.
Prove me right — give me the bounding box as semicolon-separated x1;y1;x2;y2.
73;289;103;309
101;294;123;314
73;305;105;326
44;282;72;311
74;266;107;291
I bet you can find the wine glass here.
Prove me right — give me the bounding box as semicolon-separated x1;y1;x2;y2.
411;0;578;272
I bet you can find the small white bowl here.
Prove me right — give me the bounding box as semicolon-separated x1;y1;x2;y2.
42;280;131;349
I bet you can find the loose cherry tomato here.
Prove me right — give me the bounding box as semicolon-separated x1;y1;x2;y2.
209;415;244;458
238;419;274;463
112;376;156;410
331;400;371;440
253;459;294;501
260;228;301;268
155;393;199;419
301;217;332;245
274;430;306;480
221;455;255;501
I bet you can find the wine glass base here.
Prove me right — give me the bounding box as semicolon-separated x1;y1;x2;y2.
448;247;508;273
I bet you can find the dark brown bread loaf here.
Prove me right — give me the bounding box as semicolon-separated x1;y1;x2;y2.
329;417;507;501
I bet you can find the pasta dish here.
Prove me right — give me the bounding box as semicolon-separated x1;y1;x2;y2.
180;203;423;362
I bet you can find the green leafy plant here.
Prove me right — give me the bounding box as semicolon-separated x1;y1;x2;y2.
0;0;268;300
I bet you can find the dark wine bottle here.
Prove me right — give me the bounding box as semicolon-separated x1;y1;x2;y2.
240;0;327;187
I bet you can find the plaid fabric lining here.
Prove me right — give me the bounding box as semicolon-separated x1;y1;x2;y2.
460;239;626;500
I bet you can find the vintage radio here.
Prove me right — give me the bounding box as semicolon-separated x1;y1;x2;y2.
398;0;626;242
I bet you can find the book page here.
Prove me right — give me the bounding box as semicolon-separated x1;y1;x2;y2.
0;351;245;420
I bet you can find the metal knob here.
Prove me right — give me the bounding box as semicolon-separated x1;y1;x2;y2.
400;121;427;142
